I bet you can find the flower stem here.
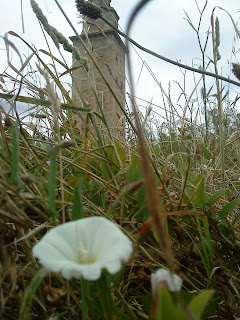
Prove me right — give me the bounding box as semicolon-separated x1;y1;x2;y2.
80;279;89;320
96;277;115;320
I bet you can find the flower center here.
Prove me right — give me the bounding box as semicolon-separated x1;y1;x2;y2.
77;243;95;264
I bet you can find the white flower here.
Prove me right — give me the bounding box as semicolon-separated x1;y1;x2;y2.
32;217;133;281
151;268;182;293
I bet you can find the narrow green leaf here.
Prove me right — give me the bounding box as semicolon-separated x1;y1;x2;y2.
0;93;92;112
125;154;143;183
205;188;227;207
80;279;89;320
72;179;84;220
202;294;221;320
195;179;205;208
183;10;197;32
156;287;177;320
10;121;20;185
114;140;126;167
195;216;211;277
200;144;211;160
192;173;202;186
206;85;214;97
218;223;234;245
96;276;115;318
48;151;57;223
222;90;229;101
19;268;49;320
188;290;214;318
218;198;240;219
192;239;210;278
175;304;188;320
39;49;68;69
101;160;111;181
203;217;213;270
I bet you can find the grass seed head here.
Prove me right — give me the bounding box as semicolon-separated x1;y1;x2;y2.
75;0;102;20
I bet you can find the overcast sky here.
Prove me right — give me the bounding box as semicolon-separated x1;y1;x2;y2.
0;0;240;123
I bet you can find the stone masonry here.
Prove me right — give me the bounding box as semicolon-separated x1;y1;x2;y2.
71;0;126;142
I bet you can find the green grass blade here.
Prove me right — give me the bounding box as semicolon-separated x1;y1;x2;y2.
0;93;92;112
205;188;227;207
48;150;57;224
10;122;20;186
188;289;214;318
114;140;126;167
218;198;240;219
72;178;84;220
203;216;213;270
195;178;205;209
19;268;49;320
156;286;177;320
80;279;89;320
195;216;211;277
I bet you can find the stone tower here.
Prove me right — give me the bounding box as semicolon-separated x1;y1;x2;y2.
71;0;126;142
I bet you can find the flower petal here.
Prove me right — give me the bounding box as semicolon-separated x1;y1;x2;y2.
32;217;133;280
151;268;183;293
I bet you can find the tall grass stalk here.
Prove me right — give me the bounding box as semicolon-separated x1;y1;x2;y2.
211;11;225;184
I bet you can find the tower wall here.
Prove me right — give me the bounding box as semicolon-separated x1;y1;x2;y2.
71;2;126;142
